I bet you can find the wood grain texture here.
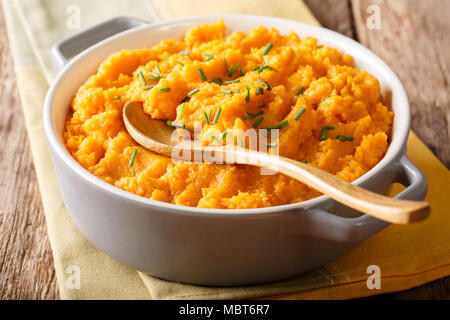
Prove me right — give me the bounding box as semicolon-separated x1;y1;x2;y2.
352;0;450;167
0;5;59;299
350;0;450;299
0;0;448;300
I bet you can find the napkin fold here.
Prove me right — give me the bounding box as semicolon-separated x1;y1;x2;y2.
2;0;449;300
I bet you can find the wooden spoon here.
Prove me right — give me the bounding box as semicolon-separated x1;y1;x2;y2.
123;101;429;224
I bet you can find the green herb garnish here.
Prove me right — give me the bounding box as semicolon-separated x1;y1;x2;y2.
179;50;190;55
129;148;138;167
223;58;229;72
266;120;289;130
244;110;264;120
198;68;207;81
211;78;223;85
267;143;278;148
203;53;214;61
229;64;238;77
320;126;335;141
262;43;274;55
177;61;185;67
155;65;161;73
253;116;264;128
203;111;210;124
113;95;120;100
222;89;233;94
188;88;200;97
296;87;306;96
177;103;186;120
257;79;271;91
301;160;307;164
256;87;264;95
240;69;245;77
166;120;185;129
138;71;147;85
158;87;171;93
245;86;250;103
336;135;354;141
213;107;222;125
223;79;240;85
143;85;155;90
294;107;306;121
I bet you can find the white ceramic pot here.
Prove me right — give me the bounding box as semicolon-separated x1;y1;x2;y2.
43;15;427;286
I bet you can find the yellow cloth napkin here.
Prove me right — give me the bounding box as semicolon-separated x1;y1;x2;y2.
2;0;449;300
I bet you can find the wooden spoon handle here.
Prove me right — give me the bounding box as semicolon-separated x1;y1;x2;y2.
222;147;429;224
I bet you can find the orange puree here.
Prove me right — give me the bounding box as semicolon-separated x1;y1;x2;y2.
64;20;393;209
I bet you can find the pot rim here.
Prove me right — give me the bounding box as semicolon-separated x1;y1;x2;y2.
43;14;411;217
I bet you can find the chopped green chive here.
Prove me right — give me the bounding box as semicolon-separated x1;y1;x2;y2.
320;126;335;141
155;65;161;73
262;43;274;55
258;104;266;108
267;142;278;148
166;120;185;129
211;78;223;85
149;72;159;78
198;68;207;81
129;148;138;167
256;87;264;95
179;50;190;55
149;76;161;81
246;86;250;103
218;131;228;143
336;135;354;141
222;89;233;94
244;110;264;120
240;69;245;76
177;61;185;67
296;87;306;96
294;107;306;121
184;128;200;133
188;88;200;97
257;79;271;91
267;120;289;130
143;85;155;90
301;160;308;164
203;111;210;124
138;71;147;85
253;63;277;73
177;103;186;120
236;89;241;93
113;95;120;100
213;107;222;125
158;87;171;93
229;64;238;77
223;79;240;85
223;58;229;72
253;116;264;128
203;53;214;61
131;168;134;177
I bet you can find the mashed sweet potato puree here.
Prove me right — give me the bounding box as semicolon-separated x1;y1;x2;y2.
64;20;393;209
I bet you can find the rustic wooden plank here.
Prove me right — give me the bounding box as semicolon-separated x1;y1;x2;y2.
351;0;450;299
352;0;450;167
304;0;356;38
0;5;59;299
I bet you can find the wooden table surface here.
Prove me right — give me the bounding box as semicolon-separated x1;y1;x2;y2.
0;0;448;300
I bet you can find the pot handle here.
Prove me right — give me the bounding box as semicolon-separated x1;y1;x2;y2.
51;16;150;73
281;156;428;243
